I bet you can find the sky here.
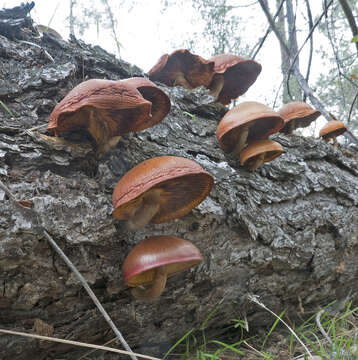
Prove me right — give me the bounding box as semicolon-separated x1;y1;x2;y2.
0;0;352;136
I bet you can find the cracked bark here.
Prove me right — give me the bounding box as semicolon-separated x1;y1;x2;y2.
0;5;358;360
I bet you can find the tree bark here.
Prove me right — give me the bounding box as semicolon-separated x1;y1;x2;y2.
0;6;358;360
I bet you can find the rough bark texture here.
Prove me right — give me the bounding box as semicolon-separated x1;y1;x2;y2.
0;5;358;360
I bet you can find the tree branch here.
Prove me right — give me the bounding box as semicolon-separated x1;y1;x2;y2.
338;0;358;56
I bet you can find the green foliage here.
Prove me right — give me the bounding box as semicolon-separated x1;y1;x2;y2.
351;35;358;43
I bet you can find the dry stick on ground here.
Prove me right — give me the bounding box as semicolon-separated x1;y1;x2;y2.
258;0;358;146
0;329;160;360
248;294;314;359
0;179;138;360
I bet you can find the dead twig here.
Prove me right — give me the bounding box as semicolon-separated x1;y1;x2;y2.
0;328;159;360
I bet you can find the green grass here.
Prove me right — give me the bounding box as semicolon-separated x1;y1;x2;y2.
0;100;14;117
164;299;358;360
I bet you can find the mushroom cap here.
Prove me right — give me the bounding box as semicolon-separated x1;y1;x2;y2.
279;101;321;134
319;120;347;139
209;54;262;105
147;49;215;89
122;235;202;287
48;79;152;136
121;77;171;131
112;156;214;223
240;139;283;166
216;101;284;153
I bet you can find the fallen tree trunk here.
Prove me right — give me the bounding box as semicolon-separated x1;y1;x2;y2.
0;5;357;360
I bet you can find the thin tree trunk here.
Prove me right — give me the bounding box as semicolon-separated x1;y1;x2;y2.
69;0;75;37
338;0;358;55
102;0;121;59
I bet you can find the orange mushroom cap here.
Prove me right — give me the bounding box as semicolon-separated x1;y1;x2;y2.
122;235;202;287
147;49;215;89
240;139;283;168
48;79;152;137
112;156;214;224
319;120;347;140
216;101;284;153
279;101;321;134
208;54;262;105
121;77;171;131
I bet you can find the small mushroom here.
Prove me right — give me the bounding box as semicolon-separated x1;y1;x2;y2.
148;49;215;89
121;77;171;130
48;79;152;154
216;101;284;157
319;120;347;145
240;139;283;171
112;156;214;230
279;101;321;134
122;235;202;301
208;54;262;105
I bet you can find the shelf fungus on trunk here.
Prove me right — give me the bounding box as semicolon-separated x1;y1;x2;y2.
319;120;347;145
147;49;215;90
47;79;157;155
112;156;214;230
279;101;321;134
240;139;284;171
216;101;284;158
208;54;262;105
122;235;202;301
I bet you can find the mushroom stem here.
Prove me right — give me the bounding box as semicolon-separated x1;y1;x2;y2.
247;153;266;171
131;266;168;301
231;124;250;158
126;189;162;230
209;75;224;100
287;119;296;134
174;73;193;89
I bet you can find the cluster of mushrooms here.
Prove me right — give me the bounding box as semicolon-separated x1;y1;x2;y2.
47;49;349;300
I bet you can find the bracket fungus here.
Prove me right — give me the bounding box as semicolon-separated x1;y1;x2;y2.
48;79;154;154
216;101;284;157
208;54;262;105
279;101;321;134
147;49;215;89
122;235;202;301
112;156;214;230
319;120;347;144
240;139;283;171
121;77;171;130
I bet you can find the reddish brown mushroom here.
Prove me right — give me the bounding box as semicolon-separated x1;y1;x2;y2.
279;101;321;134
121;77;171;130
147;49;215;89
122;235;202;301
319;120;347;144
48;79;152;154
112;156;214;229
208;54;262;105
216;101;284;157
240;139;283;171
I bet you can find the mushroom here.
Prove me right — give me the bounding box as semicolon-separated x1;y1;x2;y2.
122;235;202;301
208;54;262;105
216;101;284;157
147;49;215;89
319;120;347;145
121;77;171;130
48;79;152;154
240;139;283;171
279;101;321;134
112;156;214;230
